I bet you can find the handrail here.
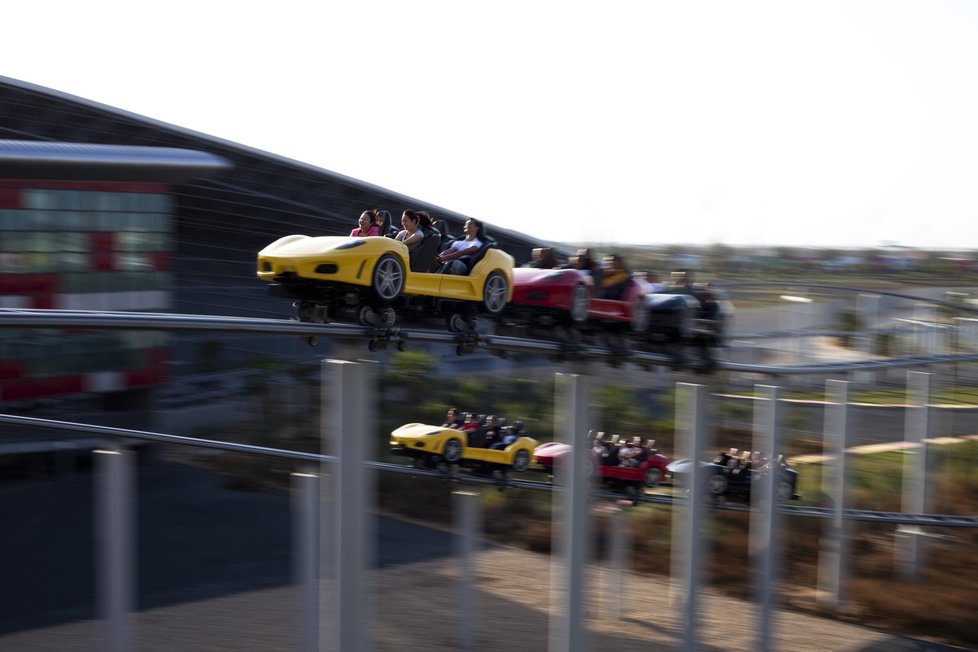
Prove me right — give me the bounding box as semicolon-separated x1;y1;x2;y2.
4;308;978;375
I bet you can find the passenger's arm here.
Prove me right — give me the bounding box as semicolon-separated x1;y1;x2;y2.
437;242;477;262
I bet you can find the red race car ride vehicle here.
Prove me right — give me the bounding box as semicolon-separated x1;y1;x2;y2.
500;266;649;350
534;431;670;499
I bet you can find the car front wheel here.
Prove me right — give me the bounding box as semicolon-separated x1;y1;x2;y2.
568;284;590;323
442;438;463;463
372;254;404;302
708;473;728;495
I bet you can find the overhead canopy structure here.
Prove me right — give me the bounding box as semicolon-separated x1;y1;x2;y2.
0;140;231;182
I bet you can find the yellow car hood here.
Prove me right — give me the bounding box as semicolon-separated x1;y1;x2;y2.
259;235;375;257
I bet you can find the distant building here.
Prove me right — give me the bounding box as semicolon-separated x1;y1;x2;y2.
0;76;550;414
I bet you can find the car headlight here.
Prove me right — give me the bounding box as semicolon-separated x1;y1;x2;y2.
336;239;366;250
541;271;569;281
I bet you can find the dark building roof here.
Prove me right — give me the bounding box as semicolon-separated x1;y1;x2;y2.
0;75;550;260
0;140;231;182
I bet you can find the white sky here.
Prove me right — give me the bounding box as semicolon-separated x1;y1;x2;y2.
4;1;978;250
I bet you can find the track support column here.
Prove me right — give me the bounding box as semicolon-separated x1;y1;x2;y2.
322;359;375;652
94;446;134;652
752;384;781;652
818;379;849;610
897;370;930;581
671;382;709;652
550;372;590;652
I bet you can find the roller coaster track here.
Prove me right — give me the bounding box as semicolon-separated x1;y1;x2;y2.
716;281;978;315
5;308;978;375
0;413;973;528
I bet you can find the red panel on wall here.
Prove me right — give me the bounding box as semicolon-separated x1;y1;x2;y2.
149;252;169;271
0;375;85;402
0;186;19;209
0;360;25;380
0;274;57;294
0;180;167;193
125;368;166;388
90;232;115;271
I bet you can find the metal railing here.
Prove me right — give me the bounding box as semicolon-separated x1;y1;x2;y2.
2;308;977;651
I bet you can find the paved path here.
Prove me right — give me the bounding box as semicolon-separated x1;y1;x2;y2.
1;546;965;651
0;458;967;651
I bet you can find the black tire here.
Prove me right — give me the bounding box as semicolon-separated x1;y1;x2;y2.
297;301;316;322
442;438;463;463
776;480;794;502
568;284;590;323
372;254;404;302
356;305;376;326
512;450;531;473
630;300;650;332
643;467;664;488
583;456;595;478
482;272;509;315
708;473;728;495
446;313;468;333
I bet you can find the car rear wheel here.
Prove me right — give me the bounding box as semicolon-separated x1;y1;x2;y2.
512;450;531;472
482;272;508;315
630;300;650;332
442;438;463;463
643;467;664;488
776;480;794;502
568;283;590;323
372;254;404;302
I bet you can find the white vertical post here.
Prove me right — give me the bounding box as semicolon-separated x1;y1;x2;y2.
752;384;781;652
856;294;879;383
898;371;930;580
454;491;481;649
817;380;849;610
323;359;374;652
95;447;134;652
292;470;318;652
608;506;629;619
672;383;708;652
550;373;590;652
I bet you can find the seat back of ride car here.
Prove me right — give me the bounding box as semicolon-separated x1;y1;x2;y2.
411;235;441;273
463;237;497;274
378;210;395;238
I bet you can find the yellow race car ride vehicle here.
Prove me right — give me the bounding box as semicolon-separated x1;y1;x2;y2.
390;422;538;473
257;235;514;332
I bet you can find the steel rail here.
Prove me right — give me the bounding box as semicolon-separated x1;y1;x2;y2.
2;413;974;529
4;308;978;375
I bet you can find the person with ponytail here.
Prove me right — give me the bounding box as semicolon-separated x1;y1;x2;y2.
395;209;432;248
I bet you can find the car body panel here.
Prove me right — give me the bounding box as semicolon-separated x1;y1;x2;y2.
666;456;800;501
390;422;537;469
533;440;670;486
588;280;644;324
509;267;645;327
509;268;593;314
